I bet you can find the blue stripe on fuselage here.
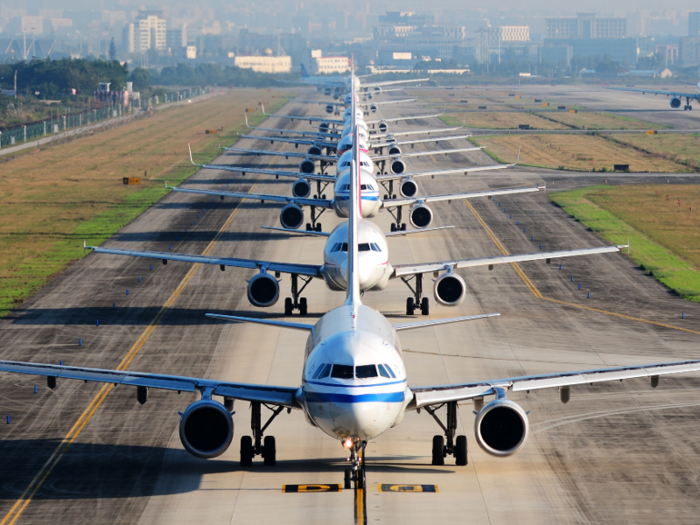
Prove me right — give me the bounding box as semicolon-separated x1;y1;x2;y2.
305;391;405;404
336;195;379;202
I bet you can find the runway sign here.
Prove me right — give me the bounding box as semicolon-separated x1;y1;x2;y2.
378;484;438;493
122;178;140;185
646;130;657;135
283;484;342;493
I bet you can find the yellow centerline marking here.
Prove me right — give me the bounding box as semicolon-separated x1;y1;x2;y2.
463;199;700;336
1;168;266;525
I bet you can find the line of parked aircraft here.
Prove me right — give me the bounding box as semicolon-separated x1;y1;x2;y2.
2;69;700;492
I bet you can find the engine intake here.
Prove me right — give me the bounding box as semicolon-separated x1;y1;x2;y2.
324;87;332;96
474;399;529;457
400;179;418;198
179;400;234;459
325;104;334;114
378;121;388;133
299;159;315;174
247;272;280;307
307;145;322;156
280;203;304;230
370;104;378;113
671;97;682;109
388;145;402;156
433;273;466;306
292;179;311;198
409;204;433;229
391;159;406;174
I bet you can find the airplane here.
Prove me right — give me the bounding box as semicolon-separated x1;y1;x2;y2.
604;81;700;110
298;97;417;115
2;129;698;492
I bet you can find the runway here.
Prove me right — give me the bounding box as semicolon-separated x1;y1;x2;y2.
1;87;700;525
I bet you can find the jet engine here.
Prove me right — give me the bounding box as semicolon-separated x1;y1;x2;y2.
400;178;418;198
373;86;382;94
391;159;407;174
409;204;433;228
299;158;315;174
179;400;234;459
319;123;330;133
324;87;332;96
388;145;402;156
378;121;388;133
280;203;305;230
307;145;322;156
370;104;378;113
247;272;280;307
292;178;311;198
325;104;335;114
474;399;529;457
671;97;682;109
433;272;466;306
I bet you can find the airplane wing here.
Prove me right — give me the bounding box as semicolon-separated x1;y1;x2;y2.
237;134;336;149
244;114;339;139
391;244;628;278
410;359;700;408
0;360;301;408
604;86;699;99
382;185;542;209
260;225;454;238
366;113;442;124
85;245;323;278
373;146;483;161
363;78;431;88
371;126;463;140
360;98;416;107
372;134;472;149
169;187;333;209
375;160;516;182
261;111;344;125
222;147;337;163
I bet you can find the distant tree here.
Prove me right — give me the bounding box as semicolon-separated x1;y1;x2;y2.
129;67;151;91
109;38;117;61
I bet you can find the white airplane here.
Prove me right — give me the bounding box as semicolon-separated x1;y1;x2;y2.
298;97;416;115
604;81;700;110
2;133;699;491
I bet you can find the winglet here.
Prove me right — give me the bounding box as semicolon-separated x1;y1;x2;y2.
245;112;250;127
83;239;87;250
188;143;200;166
261;103;268;116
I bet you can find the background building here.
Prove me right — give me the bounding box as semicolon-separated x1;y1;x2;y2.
546;13;626;40
308;50;350;74
690;12;700;36
234;55;292;73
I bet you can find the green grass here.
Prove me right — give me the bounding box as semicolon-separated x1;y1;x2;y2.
550;186;700;301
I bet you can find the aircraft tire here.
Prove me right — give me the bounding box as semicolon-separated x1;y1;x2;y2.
344;469;352;489
406;297;415;315
299;298;308;316
284;298;293;315
391;223;397;232
315;223;322;232
240;436;254;467
432;435;445;465
455;435;468;466
421;298;430;316
263;436;276;466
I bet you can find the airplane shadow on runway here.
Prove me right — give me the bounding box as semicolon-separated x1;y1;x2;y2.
7;308;411;326
0;440;452;500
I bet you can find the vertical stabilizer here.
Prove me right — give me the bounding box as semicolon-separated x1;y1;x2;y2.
344;73;362;314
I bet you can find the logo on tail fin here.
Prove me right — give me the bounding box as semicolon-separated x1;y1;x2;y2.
300;64;310;78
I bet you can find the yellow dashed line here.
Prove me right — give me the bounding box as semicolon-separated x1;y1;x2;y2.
463;199;700;336
1;174;263;525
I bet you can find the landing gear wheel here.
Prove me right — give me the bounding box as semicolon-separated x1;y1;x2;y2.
284;298;293;315
344;469;352;489
315;223;322;232
421;297;430;316
392;194;397;200
299;297;308;316
400;223;407;231
384;194;388;200
390;223;397;232
305;223;312;231
455;435;468;466
356;468;366;489
432;435;445;466
263;435;276;466
240;436;254;467
406;297;415;315
322;194;327;199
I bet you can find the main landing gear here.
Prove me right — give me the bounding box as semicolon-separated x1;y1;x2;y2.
344;440;367;489
240;401;285;467
305;205;326;232
422;401;468;466
401;273;430;315
284;274;312;315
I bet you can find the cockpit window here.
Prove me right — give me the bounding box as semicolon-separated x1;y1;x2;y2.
331;365;354;379
358;243;371;252
377;364;390;378
356;365;378;379
313;363;332;379
370;243;382;252
384;364;397;378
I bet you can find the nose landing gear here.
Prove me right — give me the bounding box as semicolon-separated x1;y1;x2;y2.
344;440;367;489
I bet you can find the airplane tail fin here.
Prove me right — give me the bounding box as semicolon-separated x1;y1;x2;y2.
300;64;310;78
344;78;362;314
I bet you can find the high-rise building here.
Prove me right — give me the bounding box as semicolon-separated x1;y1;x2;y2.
689;12;700;36
488;26;530;46
546;13;626;40
166;25;187;50
137;15;166;51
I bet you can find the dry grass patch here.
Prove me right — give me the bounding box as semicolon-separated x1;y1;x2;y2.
471;134;691;172
540;111;666;130
0;88;293;316
441;112;566;130
609;133;700;170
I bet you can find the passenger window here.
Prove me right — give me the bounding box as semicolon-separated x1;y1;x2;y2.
356;365;378;379
331;365;354;379
377;364;390;378
384;364;397;378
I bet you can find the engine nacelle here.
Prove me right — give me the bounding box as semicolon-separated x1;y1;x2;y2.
409;204;433;229
319;123;330;133
292;178;311;198
378;121;388;133
671;97;682;109
370;104;378;113
325;104;335;114
388;145;402;156
247;272;280;307
474;399;529;457
373;86;382;94
299;159;315;174
433;272;466;306
307;145;322;156
179;400;234;459
391;159;406;174
400;178;418;198
280;203;305;230
324;87;332;96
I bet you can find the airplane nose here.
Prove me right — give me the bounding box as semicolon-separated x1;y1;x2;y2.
339;259;372;288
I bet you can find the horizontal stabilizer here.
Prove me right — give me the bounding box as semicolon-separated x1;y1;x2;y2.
394;313;499;331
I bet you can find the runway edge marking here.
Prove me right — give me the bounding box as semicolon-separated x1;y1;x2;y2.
462;199;700;336
0;171;267;525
